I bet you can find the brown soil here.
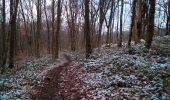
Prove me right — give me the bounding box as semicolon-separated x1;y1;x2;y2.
31;54;87;100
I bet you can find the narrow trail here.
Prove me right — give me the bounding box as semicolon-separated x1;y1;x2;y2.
31;54;86;100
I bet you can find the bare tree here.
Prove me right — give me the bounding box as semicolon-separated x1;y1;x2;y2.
52;0;55;58
135;0;142;43
54;0;62;59
118;0;124;47
1;0;7;73
0;1;2;66
105;0;115;45
20;0;31;56
145;0;156;48
90;0;99;49
128;0;137;47
65;0;78;51
116;0;120;45
98;0;110;48
166;0;170;35
85;0;92;58
9;0;20;68
35;0;42;58
44;0;50;53
142;0;149;38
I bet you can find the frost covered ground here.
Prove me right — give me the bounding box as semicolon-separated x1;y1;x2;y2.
0;54;62;100
0;38;170;100
78;43;170;99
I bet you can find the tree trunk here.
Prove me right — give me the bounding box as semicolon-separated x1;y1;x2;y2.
54;0;62;59
128;0;137;47
9;0;19;68
98;0;103;48
1;0;7;73
52;0;55;58
135;0;142;43
20;0;31;56
116;4;119;45
166;0;170;35
44;0;51;53
35;0;41;58
118;0;124;47
90;2;98;49
142;0;148;39
98;0;110;48
70;22;76;51
69;0;77;51
106;0;115;45
145;0;156;48
28;0;36;56
85;0;92;58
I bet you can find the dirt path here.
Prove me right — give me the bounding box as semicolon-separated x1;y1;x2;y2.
31;54;86;100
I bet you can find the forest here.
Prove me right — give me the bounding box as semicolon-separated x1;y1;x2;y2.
0;0;170;99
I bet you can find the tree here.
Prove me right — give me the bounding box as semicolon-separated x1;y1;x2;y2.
1;0;7;73
25;0;37;56
90;0;99;48
128;0;137;47
84;0;92;58
44;0;50;53
145;0;156;48
166;0;170;35
116;0;120;46
118;0;124;47
54;0;62;59
98;0;110;48
142;0;149;38
35;0;41;58
20;0;33;56
105;0;115;45
0;0;2;71
52;0;55;58
9;0;20;68
134;0;142;43
65;0;78;51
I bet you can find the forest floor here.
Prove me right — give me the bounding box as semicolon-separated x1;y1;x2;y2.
0;37;170;100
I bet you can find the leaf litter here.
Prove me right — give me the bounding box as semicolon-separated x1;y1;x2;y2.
0;41;170;100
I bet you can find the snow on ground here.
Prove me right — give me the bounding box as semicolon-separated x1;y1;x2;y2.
0;54;61;100
77;43;170;99
0;39;170;99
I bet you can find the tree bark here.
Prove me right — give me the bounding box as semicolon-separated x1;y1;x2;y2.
98;0;104;48
98;0;110;48
134;0;142;43
9;0;19;68
54;0;62;59
20;0;31;56
68;0;77;51
118;0;124;47
85;0;92;58
44;0;51;53
145;0;156;48
35;0;41;58
52;0;55;58
166;0;170;35
1;0;7;73
105;0;115;45
116;2;119;45
128;0;137;47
